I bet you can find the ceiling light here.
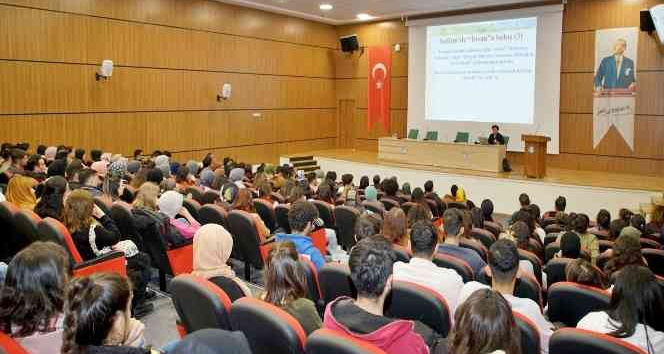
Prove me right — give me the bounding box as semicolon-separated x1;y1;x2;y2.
319;3;333;11
356;13;373;20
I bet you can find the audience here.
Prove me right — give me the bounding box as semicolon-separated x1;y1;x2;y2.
447;289;521;354
263;241;322;335
559;213;599;265
480;199;495;223
557;231;581;259
275;201;325;270
192;224;252;300
458;239;553;354
323;236;438;354
232;189;270;240
393;220;464;312
61;273;150;354
577;265;664;353
354;214;382;242
438;208;487;275
0;242;70;353
604;235;647;280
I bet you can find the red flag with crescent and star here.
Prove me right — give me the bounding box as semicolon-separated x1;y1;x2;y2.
368;46;391;132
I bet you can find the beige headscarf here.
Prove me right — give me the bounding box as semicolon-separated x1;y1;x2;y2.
192;224;236;279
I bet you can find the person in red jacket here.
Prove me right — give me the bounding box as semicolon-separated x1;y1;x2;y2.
323;236;440;354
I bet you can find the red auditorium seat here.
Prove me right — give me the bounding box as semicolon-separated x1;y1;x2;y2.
384;280;452;337
13;209;41;244
170;274;232;334
0;201;22;259
433;254;474;282
201;189;221;205
319;263;356;305
185;186;205;204
483;220;503;237
253;199;277;232
300;256;323;307
227;210;268;280
306;328;386;354
547;282;610;327
360;200;385;215
37;217;126;277
231;297;307;354
182;198;202;222
460;238;488;261
642;249;664;277
334;205;360;250
275;204;292;233
0;330;30;354
514;312;541;354
198;204;228;227
400;202;417;216
470;227;496;249
311;200;335;229
380;198;400;211
549;328;647;354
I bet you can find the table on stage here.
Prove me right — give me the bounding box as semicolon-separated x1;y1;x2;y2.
378;137;506;173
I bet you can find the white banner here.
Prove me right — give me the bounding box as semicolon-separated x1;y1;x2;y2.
592;27;638;151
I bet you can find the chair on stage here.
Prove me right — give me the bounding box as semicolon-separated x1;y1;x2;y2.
424;131;438;141
454;131;470;143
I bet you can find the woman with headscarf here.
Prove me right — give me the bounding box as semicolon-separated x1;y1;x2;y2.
186;160;200;178
157;190;201;239
5;175;37;210
154;155;171;178
192;224;252;300
364;185;378;202
229;167;246;189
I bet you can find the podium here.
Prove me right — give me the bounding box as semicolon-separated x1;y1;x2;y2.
521;135;550;178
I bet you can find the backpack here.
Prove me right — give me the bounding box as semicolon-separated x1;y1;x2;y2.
133;208;187;247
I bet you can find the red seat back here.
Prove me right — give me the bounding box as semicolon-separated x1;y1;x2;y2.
319;263;355;305
0;330;30;354
306;328;386;354
433;254;474;282
231;297;306;354
14;209;41;244
167;243;194;276
514;312;541;354
170;274;233;334
547;282;610;327
384;281;452;337
550;328;647;354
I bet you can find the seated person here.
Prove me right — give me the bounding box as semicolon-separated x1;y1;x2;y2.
192;224;252;300
448;289;521;354
355;214;382;242
60;273;153;354
557;214;598;265
275;201;325;270
384;208;408;247
0;242;70;353
34;176;68;220
437;208;487;276
588;209;611;238
458;239;554;354
5;175;37;210
232;189;270;240
556;231;581;259
393;220;464;312
157;190;201;239
577;265;664;353
323;236;438;354
263;242;321;335
380;178;401;204
604;235;647;280
565;258;606;289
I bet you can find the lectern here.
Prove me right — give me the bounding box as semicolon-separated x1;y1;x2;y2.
521;135;550;178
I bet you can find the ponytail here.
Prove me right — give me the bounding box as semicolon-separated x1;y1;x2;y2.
60;273;131;354
61;277;94;354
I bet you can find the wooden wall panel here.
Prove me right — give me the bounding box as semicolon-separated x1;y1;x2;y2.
0;0;338;48
337;0;664;176
0;0;338;164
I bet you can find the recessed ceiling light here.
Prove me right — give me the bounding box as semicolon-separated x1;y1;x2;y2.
319;3;333;11
356;13;373;21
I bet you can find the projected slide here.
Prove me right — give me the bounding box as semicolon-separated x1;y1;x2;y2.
425;17;537;123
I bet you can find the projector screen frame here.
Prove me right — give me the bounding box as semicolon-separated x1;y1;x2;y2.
407;4;563;154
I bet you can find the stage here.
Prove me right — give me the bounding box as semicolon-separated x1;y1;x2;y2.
281;149;663;218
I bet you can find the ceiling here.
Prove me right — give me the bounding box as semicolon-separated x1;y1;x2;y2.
217;0;548;25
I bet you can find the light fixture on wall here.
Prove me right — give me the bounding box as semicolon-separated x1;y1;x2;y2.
217;83;232;101
95;60;113;81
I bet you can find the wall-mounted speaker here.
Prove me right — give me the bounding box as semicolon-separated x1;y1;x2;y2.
641;9;656;33
340;34;360;53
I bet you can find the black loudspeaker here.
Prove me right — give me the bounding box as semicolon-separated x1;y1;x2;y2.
641;9;656;33
340;34;360;53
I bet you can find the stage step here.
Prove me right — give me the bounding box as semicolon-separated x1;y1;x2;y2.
289;155;314;162
287;155;319;174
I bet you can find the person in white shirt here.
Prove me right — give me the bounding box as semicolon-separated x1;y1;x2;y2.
393;220;464;313
577;265;664;354
457;239;554;354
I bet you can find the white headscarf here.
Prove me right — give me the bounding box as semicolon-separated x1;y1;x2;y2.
157;190;183;219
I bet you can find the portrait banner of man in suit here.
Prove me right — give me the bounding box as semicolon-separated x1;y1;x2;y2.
592;27;638;151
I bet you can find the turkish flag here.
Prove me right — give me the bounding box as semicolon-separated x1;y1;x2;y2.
368;46;391;132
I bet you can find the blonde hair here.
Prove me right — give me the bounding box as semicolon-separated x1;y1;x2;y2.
63;190;94;233
133;182;160;210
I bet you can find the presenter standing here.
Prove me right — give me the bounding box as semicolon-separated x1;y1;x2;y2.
488;125;505;145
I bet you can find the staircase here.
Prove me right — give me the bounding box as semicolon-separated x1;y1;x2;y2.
289;155;320;173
